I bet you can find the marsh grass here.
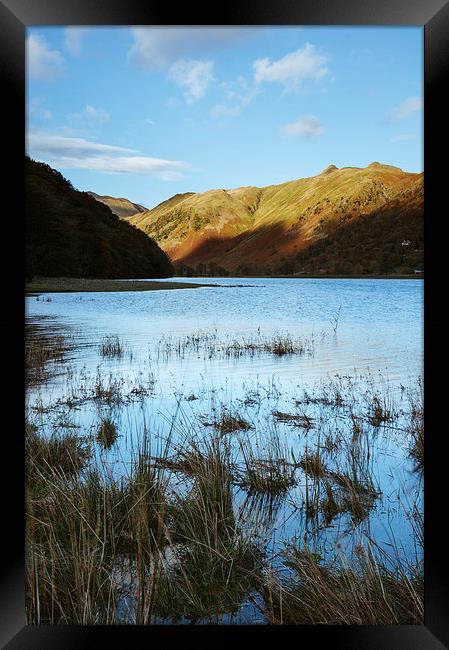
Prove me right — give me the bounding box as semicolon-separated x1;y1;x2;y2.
409;419;424;468
26;422;90;483
299;451;327;478
263;542;423;625
99;335;125;359
272;411;313;429
25;336;424;625
154;330;315;362
201;409;252;436
96;418;119;449
405;381;424;468
25;320;75;387
152;433;263;622
237;434;297;495
368;395;393;427
26;429;170;624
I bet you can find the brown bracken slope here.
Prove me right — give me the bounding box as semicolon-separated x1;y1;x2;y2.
88;192;147;219
127;163;423;276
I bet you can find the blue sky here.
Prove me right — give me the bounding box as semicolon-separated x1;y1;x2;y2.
26;26;423;209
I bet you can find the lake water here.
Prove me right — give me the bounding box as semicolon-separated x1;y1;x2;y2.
26;277;424;624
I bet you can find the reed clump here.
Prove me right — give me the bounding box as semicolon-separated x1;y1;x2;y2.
26;422;90;483
272;411;313;429
299;451;327;478
201;410;252;436
263;544;423;625
25;320;74;387
96;418;119;450
237;436;297;495
99;335;125;359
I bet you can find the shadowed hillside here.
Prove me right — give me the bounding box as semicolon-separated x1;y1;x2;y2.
87;192;147;219
25;157;173;280
127;163;423;276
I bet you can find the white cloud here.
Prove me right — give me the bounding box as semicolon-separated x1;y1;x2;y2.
169;60;214;103
26;131;189;180
389;134;416;143
64;27;85;57
71;104;110;123
282;115;325;137
211;104;242;118
253;43;329;89
212;76;260;118
128;27;252;69
27;132;136;157
42;110;53;120
388;96;422;122
27;34;64;82
53;155;187;180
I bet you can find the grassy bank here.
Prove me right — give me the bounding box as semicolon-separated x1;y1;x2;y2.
26;277;214;294
25;416;423;625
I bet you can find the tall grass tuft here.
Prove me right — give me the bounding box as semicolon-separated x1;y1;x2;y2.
263;543;423;625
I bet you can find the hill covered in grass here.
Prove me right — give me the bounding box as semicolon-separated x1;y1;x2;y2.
87;192;147;219
25;157;173;280
127;163;423;276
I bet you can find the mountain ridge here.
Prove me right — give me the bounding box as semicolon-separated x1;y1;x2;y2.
126;163;423;276
87;192;147;219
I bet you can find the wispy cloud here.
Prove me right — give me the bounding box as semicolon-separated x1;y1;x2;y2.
389;134;416;143
27;131;189;180
128;27;253;69
169;60;214;103
26;34;64;82
212;76;260;118
282;115;325;137
387;96;422;122
64;27;86;57
70;104;110;124
253;43;329;89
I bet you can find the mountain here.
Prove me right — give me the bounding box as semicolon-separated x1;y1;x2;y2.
127;163;423;276
87;192;147;219
25;157;173;280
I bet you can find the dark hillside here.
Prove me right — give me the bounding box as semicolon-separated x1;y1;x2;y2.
25;157;173;280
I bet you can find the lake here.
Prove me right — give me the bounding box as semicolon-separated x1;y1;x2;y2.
25;277;424;624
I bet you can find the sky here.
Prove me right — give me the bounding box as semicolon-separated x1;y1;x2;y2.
26;26;423;209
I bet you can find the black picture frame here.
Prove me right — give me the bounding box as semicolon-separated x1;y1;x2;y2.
2;1;447;647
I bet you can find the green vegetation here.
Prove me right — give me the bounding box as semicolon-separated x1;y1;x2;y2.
25;368;424;624
201;410;252;435
96;418;119;449
264;545;423;624
99;335;125;359
293;202;423;276
25;319;76;387
26;277;210;293
128;163;423;277
88;191;147;219
25;157;173;281
25;315;423;624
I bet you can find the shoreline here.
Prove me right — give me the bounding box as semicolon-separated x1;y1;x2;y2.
25;277;215;294
177;273;423;281
25;273;424;294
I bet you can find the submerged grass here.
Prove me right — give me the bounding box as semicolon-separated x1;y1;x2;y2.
155;329;315;362
96;418;119;449
25;320;75;388
201;409;252;436
263;543;423;625
99;335;125;359
25;317;424;625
